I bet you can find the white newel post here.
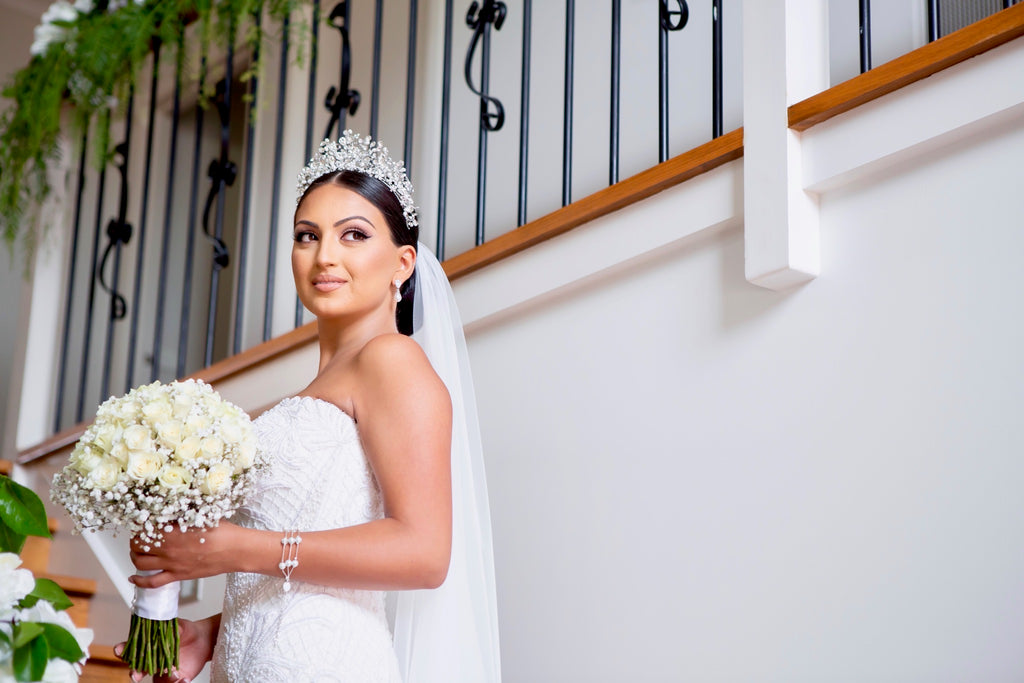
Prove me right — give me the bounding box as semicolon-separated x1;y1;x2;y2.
742;0;829;290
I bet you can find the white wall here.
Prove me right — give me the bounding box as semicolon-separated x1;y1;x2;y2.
456;54;1024;683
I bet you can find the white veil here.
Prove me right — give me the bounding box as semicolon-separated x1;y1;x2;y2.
389;242;501;682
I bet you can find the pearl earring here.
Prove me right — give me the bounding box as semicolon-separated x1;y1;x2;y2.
393;279;402;303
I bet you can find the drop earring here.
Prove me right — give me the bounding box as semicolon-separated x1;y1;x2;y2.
393;279;402;303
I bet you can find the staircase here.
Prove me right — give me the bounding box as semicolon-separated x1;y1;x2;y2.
1;459;129;681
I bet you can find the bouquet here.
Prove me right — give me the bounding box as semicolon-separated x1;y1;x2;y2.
51;379;262;677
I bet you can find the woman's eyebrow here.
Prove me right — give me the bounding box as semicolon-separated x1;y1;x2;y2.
333;215;374;227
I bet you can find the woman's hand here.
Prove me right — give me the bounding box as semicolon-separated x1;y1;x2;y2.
115;615;220;683
130;523;244;588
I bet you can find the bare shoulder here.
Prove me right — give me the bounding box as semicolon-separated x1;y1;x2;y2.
353;334;451;417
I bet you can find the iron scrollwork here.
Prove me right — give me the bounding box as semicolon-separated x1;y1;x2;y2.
324;0;361;140
660;0;689;31
464;0;507;132
201;78;236;270
97;142;132;320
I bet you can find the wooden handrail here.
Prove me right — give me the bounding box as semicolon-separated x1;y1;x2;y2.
16;130;744;466
789;3;1024;131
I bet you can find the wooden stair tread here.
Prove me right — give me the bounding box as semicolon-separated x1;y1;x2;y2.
86;645;129;665
0;459;11;476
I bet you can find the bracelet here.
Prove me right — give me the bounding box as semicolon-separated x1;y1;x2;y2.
279;530;302;592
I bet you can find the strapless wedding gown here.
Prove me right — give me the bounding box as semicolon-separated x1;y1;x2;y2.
210;396;402;682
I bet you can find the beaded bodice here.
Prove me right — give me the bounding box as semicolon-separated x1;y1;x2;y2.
210;396;401;683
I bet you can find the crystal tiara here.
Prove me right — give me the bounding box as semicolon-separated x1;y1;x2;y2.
296;130;418;229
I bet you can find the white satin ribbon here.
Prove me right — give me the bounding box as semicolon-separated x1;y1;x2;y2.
132;571;180;621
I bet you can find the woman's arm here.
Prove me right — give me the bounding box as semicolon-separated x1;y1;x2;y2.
131;334;453;592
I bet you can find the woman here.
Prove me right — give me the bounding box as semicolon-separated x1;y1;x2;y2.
122;131;501;682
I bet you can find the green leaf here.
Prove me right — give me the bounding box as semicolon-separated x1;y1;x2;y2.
11;621;43;649
19;578;74;611
39;623;84;663
13;631;48;682
0;477;50;538
0;629;10;646
0;522;27;554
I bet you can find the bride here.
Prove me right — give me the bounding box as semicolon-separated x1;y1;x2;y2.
121;131;501;682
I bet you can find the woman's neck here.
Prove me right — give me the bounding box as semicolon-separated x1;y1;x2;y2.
315;310;398;373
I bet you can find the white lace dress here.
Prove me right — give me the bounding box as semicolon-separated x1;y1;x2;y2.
210;396;402;683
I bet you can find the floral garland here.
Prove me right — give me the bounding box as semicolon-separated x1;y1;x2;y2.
0;0;307;254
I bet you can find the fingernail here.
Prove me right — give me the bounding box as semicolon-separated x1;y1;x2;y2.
113;644;123;657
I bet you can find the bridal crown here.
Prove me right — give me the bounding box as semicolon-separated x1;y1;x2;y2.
296;129;418;230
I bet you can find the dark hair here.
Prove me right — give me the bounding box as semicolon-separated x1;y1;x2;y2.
297;170;419;335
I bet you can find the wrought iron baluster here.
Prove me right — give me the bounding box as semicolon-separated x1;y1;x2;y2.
237;11;262;353
98;130;134;402
518;0;532;224
296;2;320;328
436;0;454;259
370;0;384;139
178;55;207;378
659;0;688;162
152;35;184;382
712;0;723;138
266;16;290;342
859;0;872;73
562;0;574;205
76;110;111;422
404;0;418;174
465;0;508;245
609;0;620;185
202;74;237;368
323;1;360;140
54;132;88;431
126;42;161;391
927;0;941;41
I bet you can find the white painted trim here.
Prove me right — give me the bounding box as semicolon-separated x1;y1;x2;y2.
453;161;743;330
802;38;1024;193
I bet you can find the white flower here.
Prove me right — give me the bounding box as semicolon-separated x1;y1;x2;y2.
174;435;203;463
122;423;153;451
234;440;257;473
70;444;103;475
86;460;122;491
41;658;79;683
219;417;245;444
172;392;193;419
40;0;77;25
92;423;121;452
18;601;92;663
30;23;65;56
126;450;165;482
73;0;92;12
201;464;232;495
155;419;185;449
157;465;193;492
142;398;173;424
199;436;224;459
185;412;212;434
0;553;35;610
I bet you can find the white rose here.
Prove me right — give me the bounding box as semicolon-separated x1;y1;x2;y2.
73;0;92;13
0;553;35;610
142;398;173;423
122;424;153;451
110;441;130;466
157;465;193;492
92;423;121;452
219;418;244;444
115;399;140;421
41;659;79;683
86;460;122;491
172;392;193;419
233;440;257;473
174;435;203;462
185;412;212;434
70;445;103;475
126;450;165;482
201;463;233;495
155;419;185;448
200;436;224;459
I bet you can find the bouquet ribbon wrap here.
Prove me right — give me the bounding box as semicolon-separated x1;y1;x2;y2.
133;571;180;620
